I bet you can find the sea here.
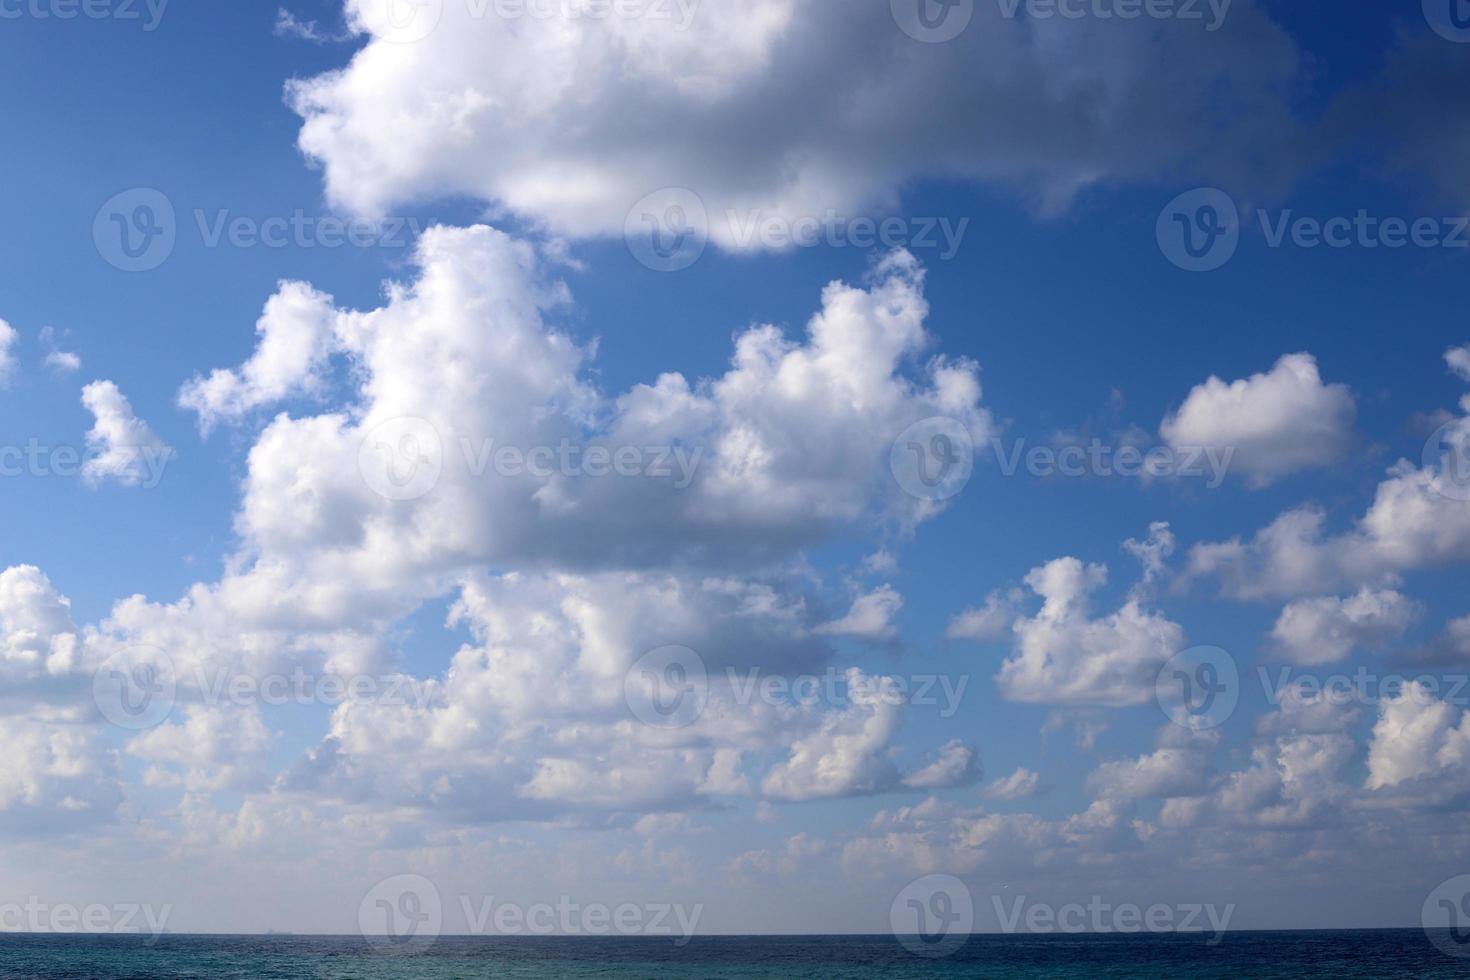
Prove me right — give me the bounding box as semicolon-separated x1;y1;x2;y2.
0;930;1464;978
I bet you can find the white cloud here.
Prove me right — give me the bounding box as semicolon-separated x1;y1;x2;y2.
1449;344;1470;384
0;318;16;386
0;717;121;833
39;327;80;374
996;556;1185;707
1364;682;1470;799
981;767;1042;802
289;0;1305;238
815;586;902;641
1088;746;1212;801
761;669;904;802
1160;353;1356;487
902;740;980;791
1268;588;1421;666
178;282;338;432
946;588;1022;643
80;381;174;488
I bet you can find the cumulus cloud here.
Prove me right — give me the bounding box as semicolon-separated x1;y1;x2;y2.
1364;682;1470;803
815;586;902;641
947;588;1022;643
177;282;339;432
1450;344;1470;385
1268;588;1422;666
0;717;121;833
996;555;1185;707
760;669;904;802
1160;353;1356;487
981;767;1042;802
902;740;980;792
80;381;174;488
289;0;1306;239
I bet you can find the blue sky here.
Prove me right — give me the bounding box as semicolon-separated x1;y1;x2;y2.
1;0;1470;946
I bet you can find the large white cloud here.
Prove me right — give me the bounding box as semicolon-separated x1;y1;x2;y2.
289;0;1305;241
1268;588;1421;666
995;553;1185;707
1160;353;1356;487
80;381;174;489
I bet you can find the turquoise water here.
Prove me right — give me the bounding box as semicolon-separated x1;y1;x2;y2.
0;931;1461;977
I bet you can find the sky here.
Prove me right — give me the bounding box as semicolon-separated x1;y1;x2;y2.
1;0;1470;950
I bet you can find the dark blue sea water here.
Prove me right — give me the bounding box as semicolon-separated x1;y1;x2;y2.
0;930;1463;978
